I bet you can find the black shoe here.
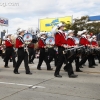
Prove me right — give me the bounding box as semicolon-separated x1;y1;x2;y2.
69;74;78;78
93;64;98;66
14;71;20;74
54;74;62;78
89;66;95;68
26;72;32;75
80;66;83;68
37;68;42;70
76;69;83;72
47;68;53;71
4;66;9;68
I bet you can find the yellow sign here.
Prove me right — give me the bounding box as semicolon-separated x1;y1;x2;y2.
40;16;72;32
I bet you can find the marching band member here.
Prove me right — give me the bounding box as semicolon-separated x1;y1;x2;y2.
54;23;78;78
75;31;83;68
78;30;94;68
65;30;83;72
91;35;98;66
46;32;57;67
37;32;53;70
4;33;16;68
28;39;35;64
14;28;32;74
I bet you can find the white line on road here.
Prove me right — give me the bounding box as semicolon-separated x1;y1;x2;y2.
0;82;33;87
0;82;46;89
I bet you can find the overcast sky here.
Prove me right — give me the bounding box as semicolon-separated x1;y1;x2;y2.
0;0;100;33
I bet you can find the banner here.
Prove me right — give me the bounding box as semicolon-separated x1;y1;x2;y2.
0;17;8;26
40;16;72;32
89;16;100;21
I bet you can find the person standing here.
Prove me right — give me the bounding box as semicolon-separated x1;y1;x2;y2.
78;30;94;68
37;32;53;70
28;40;35;64
54;23;78;78
64;30;83;72
14;28;32;74
4;33;16;68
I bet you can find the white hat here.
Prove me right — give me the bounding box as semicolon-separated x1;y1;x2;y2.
67;30;74;35
92;35;96;38
57;23;65;28
17;28;26;35
77;31;83;35
39;32;46;37
5;33;12;38
82;30;88;33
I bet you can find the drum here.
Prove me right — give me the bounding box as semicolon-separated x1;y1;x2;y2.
76;46;85;55
85;48;91;55
45;37;55;48
65;48;76;57
23;32;33;44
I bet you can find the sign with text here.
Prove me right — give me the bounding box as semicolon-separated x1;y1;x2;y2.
40;16;72;32
0;17;8;26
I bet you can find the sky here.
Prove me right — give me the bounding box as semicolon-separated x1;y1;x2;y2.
0;0;100;34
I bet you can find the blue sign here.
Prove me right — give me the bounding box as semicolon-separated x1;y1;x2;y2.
45;19;59;27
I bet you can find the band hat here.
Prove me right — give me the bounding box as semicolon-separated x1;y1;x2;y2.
17;28;26;35
57;23;65;28
67;30;74;35
92;35;96;38
39;32;46;37
5;33;12;38
82;30;88;33
77;31;83;35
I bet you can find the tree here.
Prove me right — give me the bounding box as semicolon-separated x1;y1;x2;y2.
68;15;100;35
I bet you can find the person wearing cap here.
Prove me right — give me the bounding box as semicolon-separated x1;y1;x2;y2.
28;39;35;64
64;30;83;72
14;28;32;74
37;32;53;70
54;23;78;78
91;35;99;66
78;30;95;68
4;33;16;68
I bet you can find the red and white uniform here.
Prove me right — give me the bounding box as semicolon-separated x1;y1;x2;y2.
38;38;46;48
66;36;76;46
91;40;98;47
55;30;67;47
79;35;90;46
16;35;24;48
5;38;13;48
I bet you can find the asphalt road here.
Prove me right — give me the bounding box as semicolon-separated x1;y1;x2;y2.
0;57;100;100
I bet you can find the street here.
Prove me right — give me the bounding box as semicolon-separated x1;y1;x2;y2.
0;58;100;100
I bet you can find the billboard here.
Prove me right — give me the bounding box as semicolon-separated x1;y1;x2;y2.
40;16;72;32
88;15;100;21
0;17;8;26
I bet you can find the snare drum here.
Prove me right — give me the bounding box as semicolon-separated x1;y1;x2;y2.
23;32;33;44
45;37;55;48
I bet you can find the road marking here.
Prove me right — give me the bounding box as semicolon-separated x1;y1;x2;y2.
0;82;46;89
32;86;45;89
0;82;33;87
